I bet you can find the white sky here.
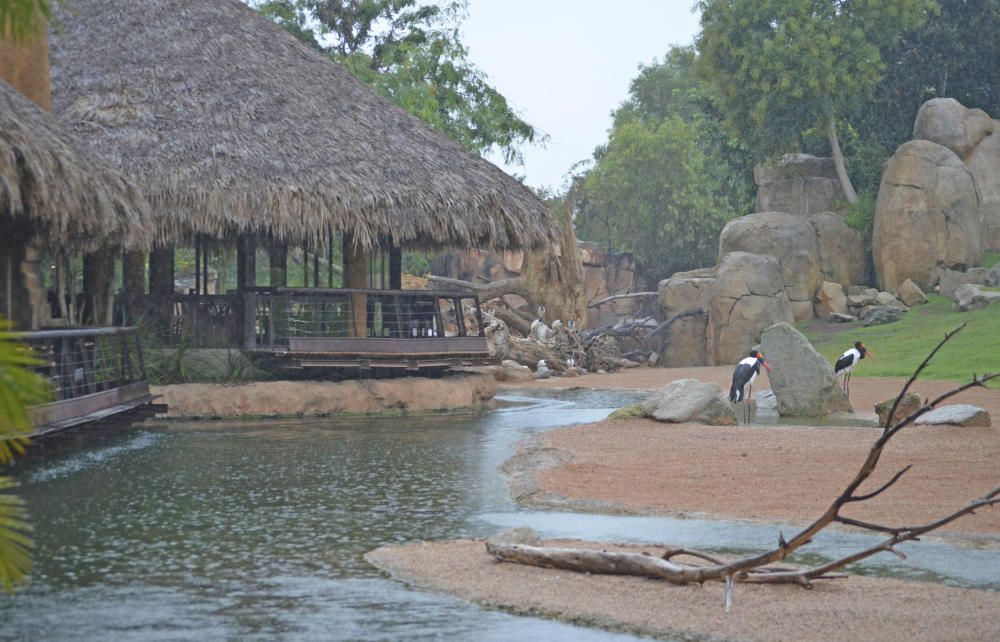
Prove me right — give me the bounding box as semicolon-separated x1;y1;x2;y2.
462;1;702;191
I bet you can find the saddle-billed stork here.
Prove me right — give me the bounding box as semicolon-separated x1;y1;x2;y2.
834;341;873;399
729;350;772;423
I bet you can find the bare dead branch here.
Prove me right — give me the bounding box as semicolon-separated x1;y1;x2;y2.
587;292;658;308
847;465;913;503
881;323;966;431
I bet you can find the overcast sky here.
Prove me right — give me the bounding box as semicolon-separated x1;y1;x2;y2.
462;1;702;192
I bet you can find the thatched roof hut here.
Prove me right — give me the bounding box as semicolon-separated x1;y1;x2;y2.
48;0;557;252
0;80;151;250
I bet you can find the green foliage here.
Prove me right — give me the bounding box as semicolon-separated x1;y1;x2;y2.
844;192;877;252
253;0;540;163
402;252;431;276
575;47;749;281
607;404;644;420
0;0;51;42
983;252;1000;269
0;321;46;592
799;295;1000;383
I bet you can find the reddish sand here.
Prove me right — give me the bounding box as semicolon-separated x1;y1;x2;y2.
504;367;1000;536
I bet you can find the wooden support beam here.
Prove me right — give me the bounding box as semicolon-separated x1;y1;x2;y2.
343;234;368;337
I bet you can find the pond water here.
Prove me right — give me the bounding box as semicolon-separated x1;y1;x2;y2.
0;388;995;641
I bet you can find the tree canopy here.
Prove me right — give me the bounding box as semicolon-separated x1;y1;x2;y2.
254;0;540;163
696;0;937;203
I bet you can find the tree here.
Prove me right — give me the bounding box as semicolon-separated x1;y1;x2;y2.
696;0;937;204
253;0;540;164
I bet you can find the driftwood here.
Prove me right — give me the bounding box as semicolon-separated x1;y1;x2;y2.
493;307;532;337
587;292;658;308
487;324;1000;607
427;275;536;307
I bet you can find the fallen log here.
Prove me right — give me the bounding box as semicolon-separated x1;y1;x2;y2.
427;275;536;307
587;292;658;308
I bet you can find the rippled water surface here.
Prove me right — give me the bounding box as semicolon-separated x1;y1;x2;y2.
2;387;994;641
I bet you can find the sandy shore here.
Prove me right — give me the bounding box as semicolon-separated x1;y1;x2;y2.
367;366;1000;640
503;367;1000;537
367;538;1000;642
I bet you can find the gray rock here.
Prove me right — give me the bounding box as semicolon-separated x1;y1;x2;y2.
760;322;852;417
829;312;859;323
754;154;846;216
939;268;990;298
755;390;778;410
966;116;1000;250
499;359;534;382
875;291;907;309
862;306;905;326
847;285;876;297
639;378;737;426
808;212;866;287
915;404;991;427
847;293;877;309
875;392;921;428
657;268;716;367
986;264;1000;287
896;279;928;306
952;283;1000;312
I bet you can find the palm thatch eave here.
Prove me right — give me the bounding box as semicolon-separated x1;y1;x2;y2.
0;80;152;252
49;0;559;253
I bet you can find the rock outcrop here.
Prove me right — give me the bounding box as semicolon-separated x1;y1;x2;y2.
719;212;821;320
760;322;852;416
754;154;847;215
710;253;794;365
656;267;716;367
896;279;928;307
152;373;498;418
814;281;848;319
873;139;983;291
966;120;1000;249
939;267;990;298
808;212;866;287
875;392;921;428
639;378;737;426
912;98;994;160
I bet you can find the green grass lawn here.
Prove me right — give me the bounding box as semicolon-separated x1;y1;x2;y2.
983;251;1000;269
798;294;1000;383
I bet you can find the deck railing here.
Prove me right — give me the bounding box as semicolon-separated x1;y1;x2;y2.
21;327;146;402
244;288;485;350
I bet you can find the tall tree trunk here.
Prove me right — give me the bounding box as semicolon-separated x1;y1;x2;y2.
342;234;368;337
827;116;859;205
520;202;588;326
0;21;51;110
121;250;146;325
83;247;115;325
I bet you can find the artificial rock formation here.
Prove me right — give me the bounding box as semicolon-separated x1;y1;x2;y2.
808;211;866;287
718;212;821;320
966;120;1000;249
814;281;848;319
896;279;928;307
710;253;794;365
912;98;994;160
656;267;716;367
754;154;846;216
760;322;851;417
873;139;983;292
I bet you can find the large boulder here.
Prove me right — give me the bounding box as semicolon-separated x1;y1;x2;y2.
966;120;1000;250
861;305;904;326
987;263;1000;287
915;404;991;427
639;378;737;425
873;139;983;292
807;212;866;287
896;279;928;307
875;392;921;428
913;98;994;159
760;322;852;417
657;267;716;367
719;212;822;320
709;252;794;365
754;154;847;215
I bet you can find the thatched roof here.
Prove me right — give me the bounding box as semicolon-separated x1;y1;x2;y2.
48;0;558;251
0;80;151;250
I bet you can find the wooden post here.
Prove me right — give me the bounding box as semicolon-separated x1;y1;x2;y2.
236;235;256;347
389;243;403;290
342;233;368;337
269;241;288;287
148;243;175;336
121;250;146;325
83;246;115;325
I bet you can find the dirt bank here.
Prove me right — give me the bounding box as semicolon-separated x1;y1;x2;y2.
503;367;1000;536
367;538;1000;642
152;373;496;418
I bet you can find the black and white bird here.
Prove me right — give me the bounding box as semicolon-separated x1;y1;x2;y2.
729;350;772;423
834;341;873;399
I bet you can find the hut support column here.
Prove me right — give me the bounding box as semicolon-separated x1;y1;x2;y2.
343;234;368;337
83;247;115;325
149;244;175;335
389;243;402;290
236;235;256;347
269;242;287;287
269;241;288;343
121;250;146;325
